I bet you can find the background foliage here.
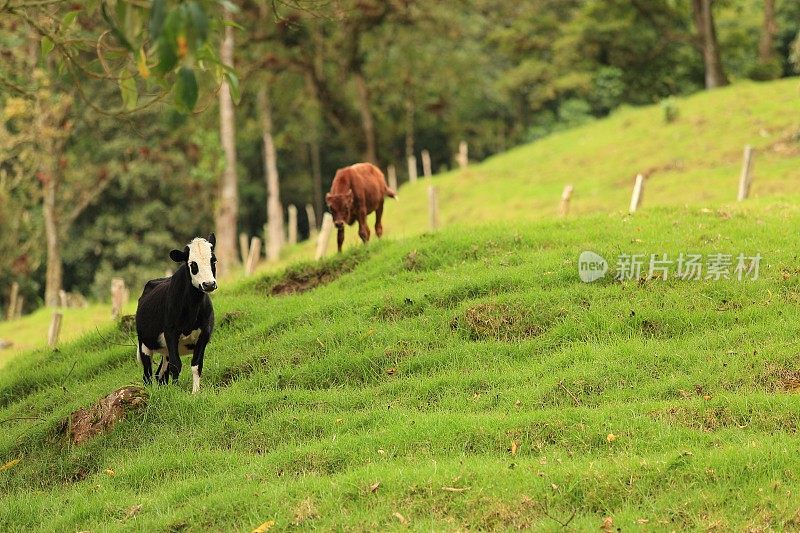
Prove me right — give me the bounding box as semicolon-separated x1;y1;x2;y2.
1;0;799;309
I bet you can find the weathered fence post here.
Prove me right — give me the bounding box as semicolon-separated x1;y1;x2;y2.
407;155;418;183
239;232;249;265
737;145;754;201
6;282;19;320
559;184;574;217
315;213;334;260
245;237;262;276
111;278;126;319
428;186;440;231
457;141;468;169
387;164;398;191
48;312;62;347
287;205;298;245
421;150;432;178
629;174;645;213
305;204;318;235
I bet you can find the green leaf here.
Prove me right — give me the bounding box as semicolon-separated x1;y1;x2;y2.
224;70;240;104
40;36;54;58
154;8;183;74
149;0;166;38
174;67;198;113
119;70;138;111
155;38;178;74
186;1;208;51
61;11;79;32
101;0;134;51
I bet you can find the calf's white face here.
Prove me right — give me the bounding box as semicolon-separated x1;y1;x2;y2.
169;234;218;292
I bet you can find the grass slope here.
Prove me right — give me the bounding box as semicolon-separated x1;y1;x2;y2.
2;79;798;360
3;201;800;530
0;304;134;368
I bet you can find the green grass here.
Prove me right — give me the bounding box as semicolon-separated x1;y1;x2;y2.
4;206;800;530
278;79;800;257
0;304;135;368
2;79;800;531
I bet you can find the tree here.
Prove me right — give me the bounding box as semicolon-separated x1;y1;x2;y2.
0;0;235;115
216;13;240;276
759;0;778;65
258;84;284;262
691;0;729;88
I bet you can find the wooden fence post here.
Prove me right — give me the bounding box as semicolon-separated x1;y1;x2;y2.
111;278;126;319
737;145;754;201
428;186;440;231
6;282;19;321
315;213;334;260
421;150;432;178
305;204;318;235
239;232;249;265
387;164;398;191
245;237;262;275
287;205;298;245
407;155;418;183
48;312;62;347
559;184;574;217
629;174;645;213
457;141;468;169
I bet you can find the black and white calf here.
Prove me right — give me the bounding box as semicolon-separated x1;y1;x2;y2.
135;234;217;393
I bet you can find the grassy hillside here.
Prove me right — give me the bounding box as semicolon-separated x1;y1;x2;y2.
1;79;800;530
0;304;136;369
3;201;800;530
1;79;797;360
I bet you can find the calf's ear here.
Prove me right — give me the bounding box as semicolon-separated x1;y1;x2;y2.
170;249;188;263
207;233;216;248
325;192;332;205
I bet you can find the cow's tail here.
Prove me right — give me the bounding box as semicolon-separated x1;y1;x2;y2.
385;187;398;200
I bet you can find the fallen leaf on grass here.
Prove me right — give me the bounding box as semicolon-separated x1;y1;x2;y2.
104;468;116;477
252;520;275;533
441;486;470;492
394;512;408;525
606;433;617;443
370;481;381;493
510;440;519;456
125;504;142;519
703;395;712;401
0;458;21;472
636;518;649;524
386;367;397;376
601;516;613;531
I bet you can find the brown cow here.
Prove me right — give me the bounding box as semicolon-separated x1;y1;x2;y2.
325;162;397;252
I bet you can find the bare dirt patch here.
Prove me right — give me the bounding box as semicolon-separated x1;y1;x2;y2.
67;386;147;445
261;252;363;297
452;302;548;341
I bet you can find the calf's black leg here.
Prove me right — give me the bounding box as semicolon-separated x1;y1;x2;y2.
190;331;210;394
165;332;182;384
139;347;153;385
156;356;169;384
